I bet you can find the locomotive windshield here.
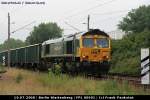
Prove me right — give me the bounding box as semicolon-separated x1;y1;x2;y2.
83;38;94;47
96;38;109;48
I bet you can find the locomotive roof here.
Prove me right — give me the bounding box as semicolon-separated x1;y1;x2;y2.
42;32;83;45
83;29;109;37
42;37;64;45
42;29;109;45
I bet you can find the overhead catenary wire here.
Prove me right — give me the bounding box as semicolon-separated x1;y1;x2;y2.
92;14;126;25
64;21;81;32
62;0;99;15
57;0;118;24
60;0;120;32
63;10;129;33
64;9;130;26
91;9;130;15
11;21;36;34
63;0;118;20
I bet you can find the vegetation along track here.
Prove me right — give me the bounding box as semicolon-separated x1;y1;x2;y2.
2;65;150;91
84;73;150;91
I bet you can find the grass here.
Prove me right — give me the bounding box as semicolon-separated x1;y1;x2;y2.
0;65;6;73
0;67;149;95
15;73;23;83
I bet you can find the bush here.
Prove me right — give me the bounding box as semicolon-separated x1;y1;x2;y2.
54;64;62;75
15;73;23;83
110;30;150;75
50;64;62;76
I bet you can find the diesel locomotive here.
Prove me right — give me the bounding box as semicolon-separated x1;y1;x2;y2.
0;29;111;74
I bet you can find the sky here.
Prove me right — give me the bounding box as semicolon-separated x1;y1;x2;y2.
0;0;150;44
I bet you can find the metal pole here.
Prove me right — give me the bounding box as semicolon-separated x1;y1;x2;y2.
87;15;90;31
8;12;10;68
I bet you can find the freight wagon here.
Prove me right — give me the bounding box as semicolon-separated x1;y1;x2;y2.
0;51;8;66
0;44;41;69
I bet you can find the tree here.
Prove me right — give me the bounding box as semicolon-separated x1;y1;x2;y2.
110;30;150;75
0;38;25;51
26;22;63;44
118;5;150;33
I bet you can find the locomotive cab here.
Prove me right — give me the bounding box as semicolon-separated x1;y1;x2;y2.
80;31;111;63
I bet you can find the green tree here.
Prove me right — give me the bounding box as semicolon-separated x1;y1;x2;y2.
0;38;25;51
26;22;63;44
118;5;150;33
110;30;150;75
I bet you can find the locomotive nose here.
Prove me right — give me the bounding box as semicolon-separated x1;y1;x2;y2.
81;48;110;62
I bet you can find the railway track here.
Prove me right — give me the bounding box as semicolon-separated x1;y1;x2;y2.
84;73;150;91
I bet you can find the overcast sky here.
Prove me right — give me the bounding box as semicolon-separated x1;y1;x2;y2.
0;0;150;44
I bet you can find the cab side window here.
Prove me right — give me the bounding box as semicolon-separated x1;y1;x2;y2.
66;41;73;54
45;44;50;55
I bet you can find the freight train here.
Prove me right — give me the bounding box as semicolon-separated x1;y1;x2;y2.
0;29;111;74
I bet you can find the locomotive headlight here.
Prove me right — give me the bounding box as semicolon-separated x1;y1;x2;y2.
82;55;89;59
106;56;109;59
103;56;109;59
82;55;86;58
